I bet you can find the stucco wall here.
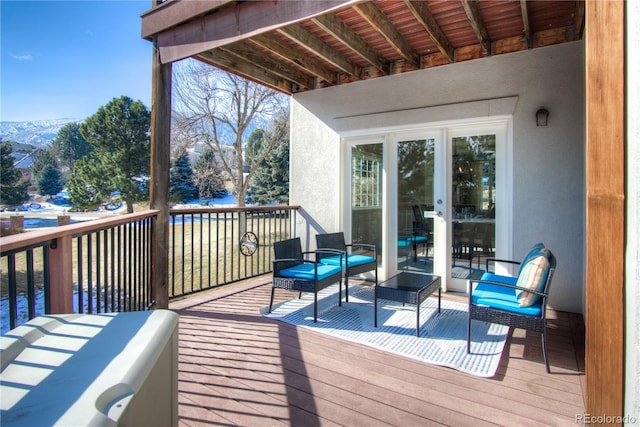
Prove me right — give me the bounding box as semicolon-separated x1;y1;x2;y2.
290;41;585;314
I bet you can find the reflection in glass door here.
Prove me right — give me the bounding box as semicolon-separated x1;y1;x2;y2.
397;139;435;273
351;143;383;261
450;134;496;282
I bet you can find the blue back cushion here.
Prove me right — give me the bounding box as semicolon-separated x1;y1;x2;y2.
320;254;375;268
517;243;545;276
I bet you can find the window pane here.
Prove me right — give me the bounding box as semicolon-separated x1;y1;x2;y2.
451;135;496;277
397;139;435;272
351;144;382;256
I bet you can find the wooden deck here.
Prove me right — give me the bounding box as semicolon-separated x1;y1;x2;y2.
169;277;585;426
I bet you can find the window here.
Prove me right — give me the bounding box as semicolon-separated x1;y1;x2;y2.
352;149;381;208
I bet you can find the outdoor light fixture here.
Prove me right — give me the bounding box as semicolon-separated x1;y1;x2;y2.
536;108;549;126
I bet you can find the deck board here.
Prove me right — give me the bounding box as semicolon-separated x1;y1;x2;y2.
170;278;585;426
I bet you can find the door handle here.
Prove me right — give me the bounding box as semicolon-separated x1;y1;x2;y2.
423;211;443;219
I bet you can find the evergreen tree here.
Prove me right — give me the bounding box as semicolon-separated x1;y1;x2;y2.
247;116;290;205
51;122;93;174
0;142;29;205
30;149;58;182
37;164;64;198
193;148;226;200
169;150;199;203
68;96;151;212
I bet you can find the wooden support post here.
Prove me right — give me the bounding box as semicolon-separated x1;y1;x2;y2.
150;36;172;309
585;0;625;420
48;236;74;313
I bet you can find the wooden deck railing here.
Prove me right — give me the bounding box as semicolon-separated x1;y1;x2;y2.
0;205;299;333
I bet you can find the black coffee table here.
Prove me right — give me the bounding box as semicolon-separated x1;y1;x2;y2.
374;272;441;337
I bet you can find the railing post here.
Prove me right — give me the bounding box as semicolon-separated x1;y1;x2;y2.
48;236;74;313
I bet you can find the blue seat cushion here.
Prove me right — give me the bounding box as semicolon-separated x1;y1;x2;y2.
321;254;375;268
397;236;428;247
280;263;341;281
472;282;542;316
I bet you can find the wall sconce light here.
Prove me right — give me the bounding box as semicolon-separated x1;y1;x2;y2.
536;108;549;127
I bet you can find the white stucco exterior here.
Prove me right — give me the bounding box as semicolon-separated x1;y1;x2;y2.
290;41;585;314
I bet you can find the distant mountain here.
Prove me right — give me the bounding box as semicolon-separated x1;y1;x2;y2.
0;119;81;148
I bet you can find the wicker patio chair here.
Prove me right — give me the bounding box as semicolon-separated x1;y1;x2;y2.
467;245;556;372
316;232;378;302
269;237;343;322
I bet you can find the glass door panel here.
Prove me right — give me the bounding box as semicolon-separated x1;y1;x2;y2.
351;143;383;261
451;134;496;282
397;139;435;273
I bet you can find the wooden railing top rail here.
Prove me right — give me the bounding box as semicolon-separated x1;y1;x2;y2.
0;210;160;254
0;206;300;255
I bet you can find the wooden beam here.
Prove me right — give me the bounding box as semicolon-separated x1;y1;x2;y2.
197;49;294;94
278;23;361;77
150;39;172;310
154;0;361;63
405;0;454;63
312;13;389;74
460;0;491;55
354;1;419;68
141;0;232;39
519;0;532;48
574;0;585;41
251;32;336;85
222;41;315;90
585;0;625;420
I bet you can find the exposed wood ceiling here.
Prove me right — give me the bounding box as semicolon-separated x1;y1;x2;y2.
142;0;585;94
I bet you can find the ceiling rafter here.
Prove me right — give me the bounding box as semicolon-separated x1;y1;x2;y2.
573;0;585;41
460;0;491;55
143;0;584;95
250;33;336;85
520;0;532;48
404;0;454;63
196;49;293;94
353;1;419;69
311;13;390;74
278;23;361;78
219;42;315;91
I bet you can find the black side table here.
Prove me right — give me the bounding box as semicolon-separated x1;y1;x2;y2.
374;272;441;337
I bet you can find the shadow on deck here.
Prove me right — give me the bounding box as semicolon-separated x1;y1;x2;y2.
169;276;585;426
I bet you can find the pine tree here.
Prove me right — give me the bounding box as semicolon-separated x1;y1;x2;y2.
247;116;289;205
37;164;64;198
68;96;150;212
169;150;199;203
30;149;58;183
0;142;29;206
51;122;93;174
193;148;226;200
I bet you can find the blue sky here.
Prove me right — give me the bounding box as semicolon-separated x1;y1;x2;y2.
1;1;153;122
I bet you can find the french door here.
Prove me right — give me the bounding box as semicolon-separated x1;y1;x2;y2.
346;121;509;292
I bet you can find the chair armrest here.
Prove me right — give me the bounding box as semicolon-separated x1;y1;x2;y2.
485;258;521;272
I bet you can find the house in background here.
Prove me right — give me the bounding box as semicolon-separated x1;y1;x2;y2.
141;0;638;421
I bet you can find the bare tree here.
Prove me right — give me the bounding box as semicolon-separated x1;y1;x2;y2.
172;59;288;208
